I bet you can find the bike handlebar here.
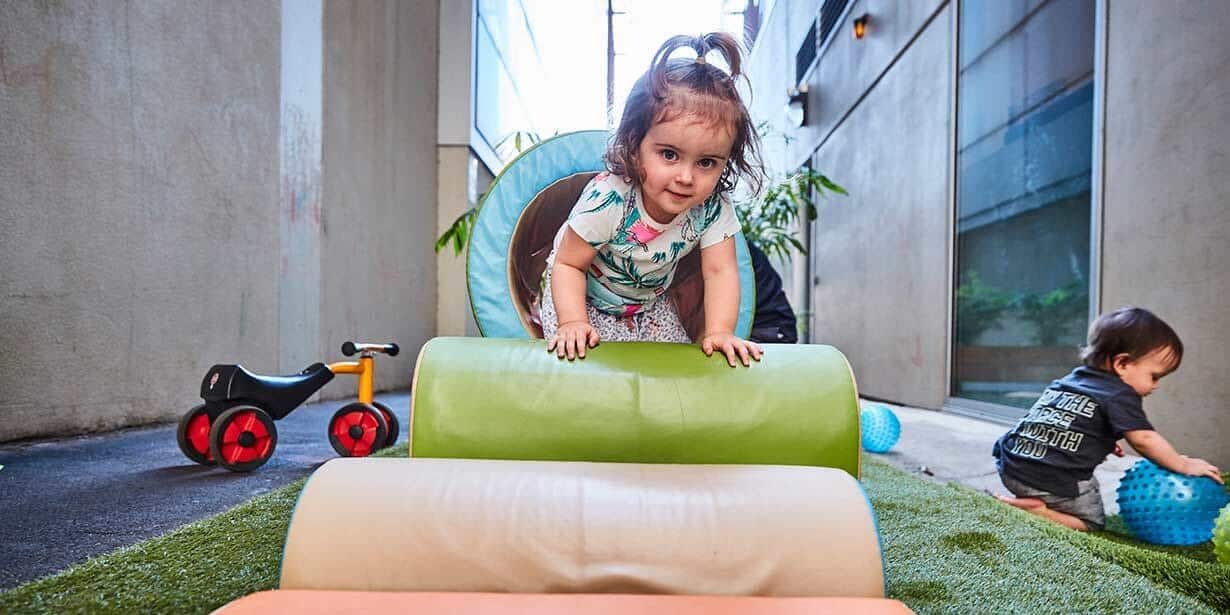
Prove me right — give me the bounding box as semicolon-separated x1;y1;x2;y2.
341;341;400;357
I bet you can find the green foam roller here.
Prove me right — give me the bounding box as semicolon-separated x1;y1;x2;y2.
409;337;862;477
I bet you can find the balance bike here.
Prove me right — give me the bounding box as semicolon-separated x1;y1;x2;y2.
176;341;400;472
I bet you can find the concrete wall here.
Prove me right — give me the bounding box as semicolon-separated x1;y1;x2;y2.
1101;0;1230;467
0;0;441;440
320;0;439;399
0;2;281;440
280;0;324;374
435;145;487;337
747;0;952;408
744;0;1227;464
436;0;484;337
811;2;952;408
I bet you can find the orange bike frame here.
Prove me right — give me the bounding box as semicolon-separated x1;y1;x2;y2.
327;356;374;405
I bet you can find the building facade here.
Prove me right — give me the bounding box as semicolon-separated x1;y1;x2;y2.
3;0;1224;470
744;0;1228;466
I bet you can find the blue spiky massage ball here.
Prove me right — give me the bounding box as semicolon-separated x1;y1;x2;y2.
860;404;901;454
1214;503;1230;564
1115;459;1229;546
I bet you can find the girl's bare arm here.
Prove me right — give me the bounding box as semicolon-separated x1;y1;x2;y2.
548;228;600;359
699;238;762;367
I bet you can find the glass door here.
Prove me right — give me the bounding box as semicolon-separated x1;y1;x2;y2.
952;0;1096;413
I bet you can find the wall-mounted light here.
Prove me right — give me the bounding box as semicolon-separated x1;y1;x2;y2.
786;85;809;128
853;13;870;40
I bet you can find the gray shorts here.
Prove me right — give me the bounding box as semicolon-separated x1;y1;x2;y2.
1001;473;1106;531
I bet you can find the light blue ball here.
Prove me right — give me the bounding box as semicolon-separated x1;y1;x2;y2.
1115;459;1229;546
860;404;901;453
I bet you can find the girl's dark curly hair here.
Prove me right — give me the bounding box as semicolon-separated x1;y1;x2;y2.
606;32;765;197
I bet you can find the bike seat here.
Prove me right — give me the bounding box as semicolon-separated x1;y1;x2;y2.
201;363;335;419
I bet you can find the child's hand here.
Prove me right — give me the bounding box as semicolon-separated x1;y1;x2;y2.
1180;456;1224;484
700;333;763;367
548;320;600;360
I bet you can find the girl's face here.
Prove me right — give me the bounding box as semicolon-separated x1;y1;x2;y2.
636;113;734;224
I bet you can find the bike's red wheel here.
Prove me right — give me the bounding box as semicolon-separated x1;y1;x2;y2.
176;404;215;465
371;401;399;449
208;405;277;472
328;403;388;457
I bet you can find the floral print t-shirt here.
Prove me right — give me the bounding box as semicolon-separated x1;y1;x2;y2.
546;172;741;316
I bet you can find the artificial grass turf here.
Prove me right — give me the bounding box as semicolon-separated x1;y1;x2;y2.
863;459;1230;613
0;441;406;615
0;452;1226;614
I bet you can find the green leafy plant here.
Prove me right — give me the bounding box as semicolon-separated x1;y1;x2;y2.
734;168;847;262
434;207;479;255
1016;281;1089;346
955;270;1013;345
736;121;849;260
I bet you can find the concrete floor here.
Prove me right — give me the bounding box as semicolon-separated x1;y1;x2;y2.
867;401;1140;516
0;392;410;591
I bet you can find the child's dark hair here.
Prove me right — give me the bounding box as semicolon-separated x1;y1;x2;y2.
1081;306;1183;373
607;32;764;196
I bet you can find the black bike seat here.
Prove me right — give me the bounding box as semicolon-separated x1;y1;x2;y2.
246;363;331;391
201;363;334;419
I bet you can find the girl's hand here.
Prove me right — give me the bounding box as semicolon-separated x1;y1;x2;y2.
548;320;600;360
1180;456;1224;484
701;332;763;367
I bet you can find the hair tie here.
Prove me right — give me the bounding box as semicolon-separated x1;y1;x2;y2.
694;54;707;65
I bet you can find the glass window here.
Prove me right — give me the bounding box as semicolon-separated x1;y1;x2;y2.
953;0;1095;410
475;1;607;160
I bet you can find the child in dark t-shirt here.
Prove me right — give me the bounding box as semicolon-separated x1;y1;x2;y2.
993;307;1223;531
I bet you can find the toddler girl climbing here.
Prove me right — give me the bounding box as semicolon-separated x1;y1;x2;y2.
541;32;764;368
